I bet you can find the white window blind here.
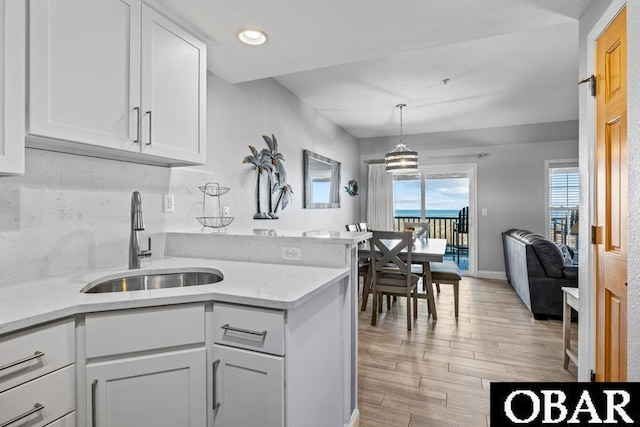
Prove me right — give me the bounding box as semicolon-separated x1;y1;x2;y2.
548;165;579;250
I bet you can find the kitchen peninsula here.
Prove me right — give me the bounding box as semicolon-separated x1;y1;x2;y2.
0;229;369;427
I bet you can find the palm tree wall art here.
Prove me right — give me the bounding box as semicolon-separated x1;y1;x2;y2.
242;134;293;219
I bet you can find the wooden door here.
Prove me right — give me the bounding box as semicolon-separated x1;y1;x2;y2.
87;348;206;427
140;4;206;164
595;6;627;382
28;0;141;152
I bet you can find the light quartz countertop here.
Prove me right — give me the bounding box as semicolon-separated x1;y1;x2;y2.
0;256;349;335
168;228;371;244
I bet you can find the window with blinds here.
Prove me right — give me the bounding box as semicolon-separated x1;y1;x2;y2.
548;165;579;253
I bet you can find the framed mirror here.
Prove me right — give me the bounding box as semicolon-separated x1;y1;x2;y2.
303;150;341;208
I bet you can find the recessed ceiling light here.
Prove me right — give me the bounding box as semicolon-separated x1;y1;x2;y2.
237;28;268;46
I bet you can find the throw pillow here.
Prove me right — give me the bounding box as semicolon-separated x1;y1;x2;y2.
557;244;574;266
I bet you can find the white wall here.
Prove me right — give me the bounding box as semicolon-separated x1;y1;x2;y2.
627;0;640;382
0;74;359;283
358;122;578;275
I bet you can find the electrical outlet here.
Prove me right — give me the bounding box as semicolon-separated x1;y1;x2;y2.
481;208;488;216
163;193;175;213
282;247;302;261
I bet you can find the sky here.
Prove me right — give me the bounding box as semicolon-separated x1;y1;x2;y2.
393;177;469;213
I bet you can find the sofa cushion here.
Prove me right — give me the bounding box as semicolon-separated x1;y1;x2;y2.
523;234;565;278
562;266;578;280
509;229;533;241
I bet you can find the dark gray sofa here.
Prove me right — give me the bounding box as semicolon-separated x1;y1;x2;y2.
502;229;578;319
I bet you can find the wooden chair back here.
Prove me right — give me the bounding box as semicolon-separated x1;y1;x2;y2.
370;230;413;275
357;222;369;232
345;224;358;232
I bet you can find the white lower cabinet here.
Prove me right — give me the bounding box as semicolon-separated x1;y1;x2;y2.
83;303;207;427
0;318;75;427
211;302;286;427
0;365;75;427
46;412;76;427
212;345;284;427
86;348;206;427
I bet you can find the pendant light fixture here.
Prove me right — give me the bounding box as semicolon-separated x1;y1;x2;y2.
385;104;418;172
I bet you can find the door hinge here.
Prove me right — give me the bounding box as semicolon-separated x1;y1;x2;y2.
579;75;596;97
591;225;600;244
590;370;596;382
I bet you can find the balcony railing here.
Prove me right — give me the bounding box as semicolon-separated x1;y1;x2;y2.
394;216;467;249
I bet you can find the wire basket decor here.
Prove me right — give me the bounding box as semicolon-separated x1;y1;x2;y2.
197;182;234;230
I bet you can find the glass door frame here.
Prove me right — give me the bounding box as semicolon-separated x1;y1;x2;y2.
417;163;478;277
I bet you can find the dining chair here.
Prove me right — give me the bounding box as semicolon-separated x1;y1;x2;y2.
403;221;430;239
345;224;358;231
430;261;462;318
357;222;369;232
452;206;469;264
404;221;440;312
369;230;419;331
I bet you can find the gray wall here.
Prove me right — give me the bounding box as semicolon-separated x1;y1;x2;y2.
0;74;360;283
358;121;578;275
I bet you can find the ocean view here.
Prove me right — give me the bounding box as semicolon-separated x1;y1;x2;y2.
394;209;460;218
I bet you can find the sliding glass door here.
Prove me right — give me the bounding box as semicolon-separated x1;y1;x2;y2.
392;165;476;274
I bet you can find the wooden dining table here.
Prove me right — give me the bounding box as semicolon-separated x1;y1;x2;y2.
357;237;448;319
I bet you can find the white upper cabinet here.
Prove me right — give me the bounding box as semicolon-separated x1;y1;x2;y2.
27;0;206;166
0;0;25;175
140;6;206;164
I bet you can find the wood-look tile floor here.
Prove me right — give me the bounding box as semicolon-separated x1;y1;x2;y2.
357;277;578;427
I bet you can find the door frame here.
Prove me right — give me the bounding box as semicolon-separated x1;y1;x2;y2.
582;0;627;382
418;163;478;277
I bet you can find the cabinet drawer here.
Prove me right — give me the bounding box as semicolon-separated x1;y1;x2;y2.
0;365;75;427
0;318;74;393
213;303;285;356
85;303;205;358
46;411;75;427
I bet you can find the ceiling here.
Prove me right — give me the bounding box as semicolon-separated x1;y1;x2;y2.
157;0;592;139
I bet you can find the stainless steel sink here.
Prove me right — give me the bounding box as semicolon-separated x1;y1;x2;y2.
80;268;223;293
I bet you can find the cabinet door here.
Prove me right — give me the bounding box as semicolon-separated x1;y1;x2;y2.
87;348;206;427
0;0;25;175
29;0;141;152
140;5;206;165
212;345;284;427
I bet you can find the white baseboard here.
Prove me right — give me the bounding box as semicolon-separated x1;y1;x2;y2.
346;408;360;427
477;270;507;281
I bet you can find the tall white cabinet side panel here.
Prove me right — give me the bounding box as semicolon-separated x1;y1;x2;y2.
212;345;284;427
28;0;141;151
86;348;207;427
0;0;25;175
286;279;344;427
140;4;206;163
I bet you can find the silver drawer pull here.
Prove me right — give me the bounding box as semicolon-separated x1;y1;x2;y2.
0;351;45;372
212;359;221;411
91;379;98;427
1;403;44;427
221;324;267;338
